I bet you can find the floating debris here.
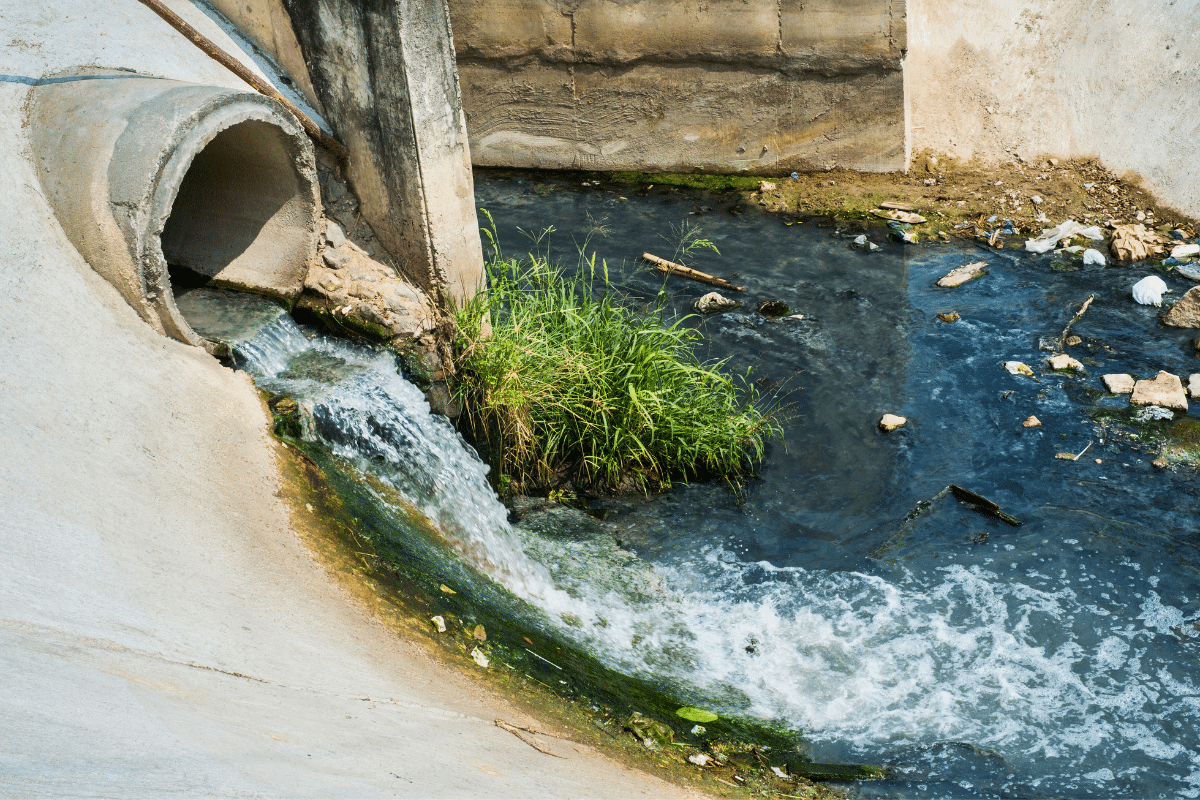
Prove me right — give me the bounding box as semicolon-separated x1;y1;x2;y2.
1132;275;1169;306
949;484;1022;526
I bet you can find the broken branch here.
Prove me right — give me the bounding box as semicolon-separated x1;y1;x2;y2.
495;719;566;758
642;253;745;292
1060;294;1095;349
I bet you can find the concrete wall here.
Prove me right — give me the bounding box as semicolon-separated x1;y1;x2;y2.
451;0;908;174
905;0;1200;219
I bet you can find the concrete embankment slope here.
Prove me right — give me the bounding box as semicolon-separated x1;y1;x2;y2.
906;0;1200;219
0;3;699;796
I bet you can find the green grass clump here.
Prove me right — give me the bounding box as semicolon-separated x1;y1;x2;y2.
452;223;780;494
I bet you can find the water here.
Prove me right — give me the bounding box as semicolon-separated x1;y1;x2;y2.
183;170;1200;798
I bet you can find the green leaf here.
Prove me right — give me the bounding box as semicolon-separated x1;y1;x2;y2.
675;706;718;723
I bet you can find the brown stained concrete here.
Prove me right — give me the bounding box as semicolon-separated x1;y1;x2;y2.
452;0;908;174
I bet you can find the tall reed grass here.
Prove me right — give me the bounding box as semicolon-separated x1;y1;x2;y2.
451;216;781;494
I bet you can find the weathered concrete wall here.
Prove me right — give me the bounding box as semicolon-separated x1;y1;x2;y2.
451;0;908;174
283;0;486;303
207;0;325;112
904;0;1200;218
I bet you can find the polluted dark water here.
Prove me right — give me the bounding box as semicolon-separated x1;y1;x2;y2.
471;171;1200;799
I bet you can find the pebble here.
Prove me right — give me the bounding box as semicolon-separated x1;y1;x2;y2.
1049;354;1084;371
1023;416;1041;427
1102;373;1135;394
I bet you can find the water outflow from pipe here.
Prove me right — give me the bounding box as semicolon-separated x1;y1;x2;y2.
205;169;1200;800
231;312;555;598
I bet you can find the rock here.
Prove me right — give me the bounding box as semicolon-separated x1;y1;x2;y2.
1110;223;1166;262
1153;457;1169;469
1103;373;1135;394
878;413;906;431
324;220;347;249
1004;361;1034;377
472;624;487;642
1188;374;1200;399
1130;371;1188;411
937;311;960;323
1049;354;1084;371
694;291;739;313
756;300;790;318
1164;286;1200;327
1031;195;1043;205
323;247;352;269
318;273;342;293
1172;243;1200;259
937;261;987;287
1055;452;1077;460
1132;275;1170;306
1023;416;1041;427
626;712;674;750
757;180;776;194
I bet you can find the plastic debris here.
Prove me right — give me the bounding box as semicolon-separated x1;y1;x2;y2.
1004;361;1034;377
1135;405;1174;421
471;647;490;668
1025;220;1105;254
790;172;799;180
694;291;741;313
1132;275;1169;306
688;753;711;767
431;615;447;633
872;208;926;224
1082;248;1106;266
690;725;707;736
772;766;789;779
1176;265;1200;282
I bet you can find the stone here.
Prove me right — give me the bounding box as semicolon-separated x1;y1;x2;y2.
1049;354;1084;371
1153;457;1170;469
1004;361;1034;377
694;291;740;313
1023;416;1041;427
1130;371;1188;412
324;219;347;249
1188;374;1200;399
757;180;776;194
1103;373;1135;394
1171;243;1200;259
1164;286;1200;328
317;273;342;293
878;414;906;431
1109;223;1165;262
625;712;674;750
937;261;987;287
323;247;352;269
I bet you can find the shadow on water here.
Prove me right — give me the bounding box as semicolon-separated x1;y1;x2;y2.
469;169;1200;799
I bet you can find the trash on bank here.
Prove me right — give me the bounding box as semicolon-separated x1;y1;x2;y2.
694;291;741;313
872;208;926;224
626;712;675;749
471;647;490;668
1025;220;1105;253
688;753;712;767
431;615;447;632
1132;275;1169;306
937;261;988;287
1083;248;1106;266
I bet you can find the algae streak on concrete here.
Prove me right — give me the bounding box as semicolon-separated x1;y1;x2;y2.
0;2;700;797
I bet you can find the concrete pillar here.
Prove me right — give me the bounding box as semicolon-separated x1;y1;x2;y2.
282;0;486;305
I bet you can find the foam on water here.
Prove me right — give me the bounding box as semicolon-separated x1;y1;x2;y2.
226;308;1200;798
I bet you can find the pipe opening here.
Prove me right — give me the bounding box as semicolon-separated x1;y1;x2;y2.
162;119;314;302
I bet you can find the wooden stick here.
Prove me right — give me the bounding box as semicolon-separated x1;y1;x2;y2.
641;253;745;292
134;0;349;161
1060;294;1095;349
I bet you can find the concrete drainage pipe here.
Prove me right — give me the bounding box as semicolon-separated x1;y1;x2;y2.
28;73;320;346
